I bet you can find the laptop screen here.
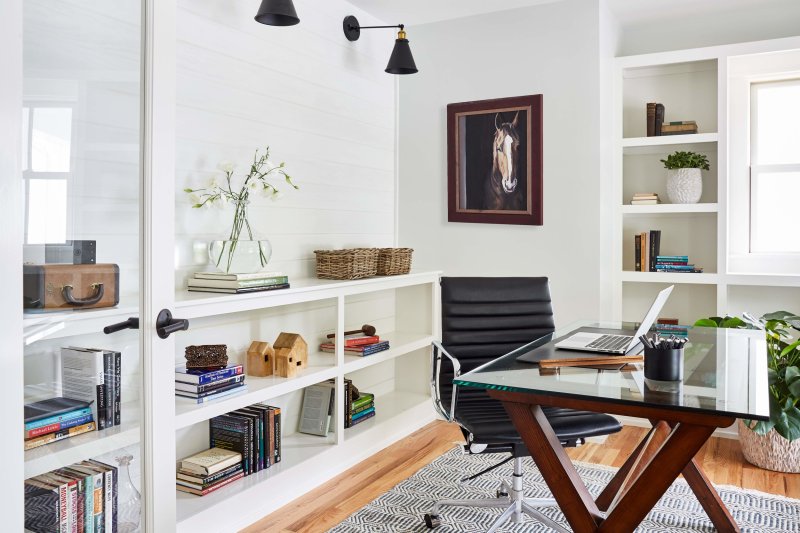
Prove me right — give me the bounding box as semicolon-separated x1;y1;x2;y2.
625;285;674;352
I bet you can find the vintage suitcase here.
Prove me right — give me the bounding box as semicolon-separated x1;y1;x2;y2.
23;264;120;310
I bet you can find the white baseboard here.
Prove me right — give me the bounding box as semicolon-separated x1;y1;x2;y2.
617;416;739;440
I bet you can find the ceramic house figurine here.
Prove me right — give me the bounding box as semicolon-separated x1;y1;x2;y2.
273;332;308;378
246;341;275;377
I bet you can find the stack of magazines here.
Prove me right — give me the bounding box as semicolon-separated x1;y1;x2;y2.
187;271;290;294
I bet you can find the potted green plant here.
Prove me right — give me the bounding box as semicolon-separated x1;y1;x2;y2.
660;151;710;204
694;311;800;472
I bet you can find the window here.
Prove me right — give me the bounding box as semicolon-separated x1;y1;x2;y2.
749;79;800;253
22;106;73;244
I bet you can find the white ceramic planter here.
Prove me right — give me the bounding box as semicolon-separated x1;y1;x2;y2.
666;168;702;204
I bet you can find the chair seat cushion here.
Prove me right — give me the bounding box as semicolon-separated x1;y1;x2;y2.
458;398;621;445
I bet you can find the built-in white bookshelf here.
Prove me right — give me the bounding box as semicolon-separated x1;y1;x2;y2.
612;40;800;326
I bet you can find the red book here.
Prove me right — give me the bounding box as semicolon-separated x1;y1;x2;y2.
342;335;380;347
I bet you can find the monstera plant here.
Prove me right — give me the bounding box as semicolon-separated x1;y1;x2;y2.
695;311;800;472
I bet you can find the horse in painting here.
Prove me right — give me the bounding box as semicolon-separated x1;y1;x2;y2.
484;112;524;211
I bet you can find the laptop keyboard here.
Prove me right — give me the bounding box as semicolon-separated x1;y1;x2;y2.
586;334;631;351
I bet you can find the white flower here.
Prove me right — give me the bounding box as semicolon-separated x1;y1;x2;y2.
248;180;259;190
270;190;283;201
217;161;236;174
207;175;221;189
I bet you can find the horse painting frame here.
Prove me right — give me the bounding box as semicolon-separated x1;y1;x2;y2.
447;95;543;225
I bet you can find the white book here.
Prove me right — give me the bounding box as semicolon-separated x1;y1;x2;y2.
180;447;242;476
298;383;335;436
187;275;288;289
192;270;284;281
60;347;105;430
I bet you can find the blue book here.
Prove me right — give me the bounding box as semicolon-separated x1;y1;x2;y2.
351;406;375;421
175;385;248;404
175;364;244;385
24;407;92;431
656;255;689;261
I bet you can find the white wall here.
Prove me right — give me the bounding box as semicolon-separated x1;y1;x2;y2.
397;0;608;325
175;0;397;283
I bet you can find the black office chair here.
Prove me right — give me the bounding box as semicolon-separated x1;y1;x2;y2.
426;277;622;532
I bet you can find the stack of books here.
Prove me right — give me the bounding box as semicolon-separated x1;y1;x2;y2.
655;319;690;338
187;271;290;294
634;230;662;272
630;192;659;205
654;255;704;273
208;404;282;477
646;103;699;136
61;347;122;431
175;364;248;403
176;448;244;496
344;379;375;429
24;397;96;451
25;459;118;532
319;334;390;357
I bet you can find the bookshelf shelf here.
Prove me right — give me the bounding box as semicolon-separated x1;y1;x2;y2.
341;331;434;373
175;391;434;532
24;401;140;479
621;203;718;215
621;271;720;284
621;132;718;154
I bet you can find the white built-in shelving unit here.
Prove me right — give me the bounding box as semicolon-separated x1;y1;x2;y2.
612;39;800;326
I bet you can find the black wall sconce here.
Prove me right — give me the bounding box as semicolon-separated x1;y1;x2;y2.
255;0;300;26
343;15;418;75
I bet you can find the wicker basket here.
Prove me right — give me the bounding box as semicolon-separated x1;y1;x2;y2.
314;248;378;280
376;248;413;276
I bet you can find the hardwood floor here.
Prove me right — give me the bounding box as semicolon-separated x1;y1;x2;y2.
242;421;800;533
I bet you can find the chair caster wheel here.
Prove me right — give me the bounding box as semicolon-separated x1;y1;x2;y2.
424;513;441;528
496;490;508;498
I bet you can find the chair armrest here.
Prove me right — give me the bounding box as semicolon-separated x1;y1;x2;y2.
430;340;461;422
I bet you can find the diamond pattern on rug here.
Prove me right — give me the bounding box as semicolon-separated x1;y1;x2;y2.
329;448;800;532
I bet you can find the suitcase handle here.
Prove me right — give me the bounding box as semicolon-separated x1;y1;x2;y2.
62;283;105;306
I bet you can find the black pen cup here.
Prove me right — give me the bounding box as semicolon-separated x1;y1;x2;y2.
643;346;684;382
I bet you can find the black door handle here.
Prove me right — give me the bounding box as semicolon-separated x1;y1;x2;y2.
104;317;139;334
156;309;189;339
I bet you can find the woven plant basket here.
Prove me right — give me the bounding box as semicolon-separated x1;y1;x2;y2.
738;420;800;473
314;248;378;280
376;248;413;276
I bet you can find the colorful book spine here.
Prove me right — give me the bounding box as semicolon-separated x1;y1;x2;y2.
113;351;121;426
634;234;642;272
26;413;94;439
176;385;247;403
352;393;375;411
175;381;246;399
24;422;96;451
209;416;251;475
25;407;92;431
351;406;375;421
175;472;245;496
349;410;376;426
175;364;244;385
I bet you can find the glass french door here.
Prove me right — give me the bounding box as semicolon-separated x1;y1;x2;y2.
7;0;177;530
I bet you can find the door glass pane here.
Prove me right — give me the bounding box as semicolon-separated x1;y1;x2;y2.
753;80;800;165
22;1;144;531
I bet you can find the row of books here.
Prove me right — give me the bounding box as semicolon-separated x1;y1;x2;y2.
23;346;123;451
319;335;390;357
177;403;282;496
646;103;699;136
630;192;659;205
187;271;290;294
633;230;703;273
344;378;375;429
655;320;690;338
25;459;118;533
175;364;247;404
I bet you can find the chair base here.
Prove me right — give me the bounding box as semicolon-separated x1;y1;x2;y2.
423;457;570;533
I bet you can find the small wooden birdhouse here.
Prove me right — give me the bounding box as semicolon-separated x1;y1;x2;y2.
273;332;308;378
246;341;275;377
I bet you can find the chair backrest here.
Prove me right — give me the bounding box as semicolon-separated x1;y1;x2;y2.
437;277;555;414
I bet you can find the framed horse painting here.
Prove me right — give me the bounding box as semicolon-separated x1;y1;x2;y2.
447;94;543;225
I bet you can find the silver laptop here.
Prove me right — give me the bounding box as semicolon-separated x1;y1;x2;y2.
555;285;674;355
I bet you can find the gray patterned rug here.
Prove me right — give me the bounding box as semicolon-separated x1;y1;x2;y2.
329;448;800;532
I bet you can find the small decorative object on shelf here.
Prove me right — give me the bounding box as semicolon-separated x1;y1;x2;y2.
23;263;120;310
376;247;413;275
661;151;710;204
184;344;228;370
314;248;378;280
184;147;298;274
246;341;275;377
273;332;308;377
115;454;142;533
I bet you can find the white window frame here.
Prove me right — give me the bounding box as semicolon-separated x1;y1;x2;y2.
727;50;800;275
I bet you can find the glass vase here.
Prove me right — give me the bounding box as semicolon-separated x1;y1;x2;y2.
115;454;141;533
208;239;272;274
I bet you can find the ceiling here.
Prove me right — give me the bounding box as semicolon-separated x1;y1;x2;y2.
346;0;785;27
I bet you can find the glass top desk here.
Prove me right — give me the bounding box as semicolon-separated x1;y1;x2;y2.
453;322;770;533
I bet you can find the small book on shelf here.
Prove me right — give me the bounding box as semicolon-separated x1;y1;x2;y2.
298;382;335;436
180;447;242;477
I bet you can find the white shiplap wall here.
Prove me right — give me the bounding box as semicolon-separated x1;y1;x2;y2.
175;0;397;284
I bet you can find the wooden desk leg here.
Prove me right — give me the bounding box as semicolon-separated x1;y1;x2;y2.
682;458;740;532
598;423;716;532
502;401;603;533
595;427;652;511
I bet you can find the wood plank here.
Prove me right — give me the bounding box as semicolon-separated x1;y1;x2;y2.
538;354;643;368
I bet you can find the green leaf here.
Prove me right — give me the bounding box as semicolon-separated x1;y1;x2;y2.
694;318;719;328
721;317;747;329
749;419;776;436
786;366;800;397
183;188;194;193
768;368;780;386
782;340;800;357
774;399;800;442
762;311;797;321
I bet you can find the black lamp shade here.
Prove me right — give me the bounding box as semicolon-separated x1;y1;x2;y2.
385;38;418;74
254;0;300;26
